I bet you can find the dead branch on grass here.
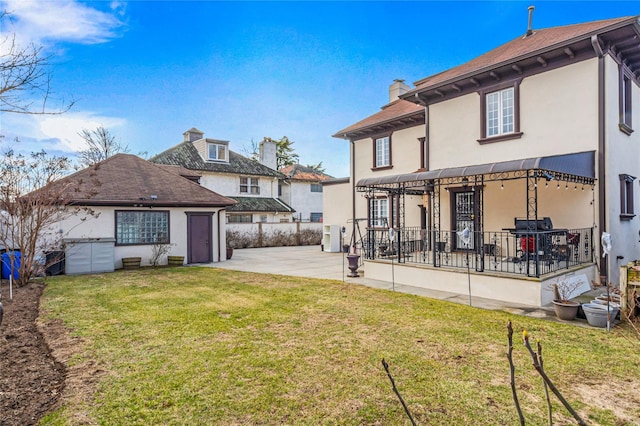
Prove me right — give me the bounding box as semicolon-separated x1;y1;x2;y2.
507;321;525;425
381;358;417;426
522;331;586;426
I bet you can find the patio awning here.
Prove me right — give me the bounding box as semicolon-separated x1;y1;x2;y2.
356;151;595;189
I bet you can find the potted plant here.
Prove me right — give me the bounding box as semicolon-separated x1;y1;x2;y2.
226;241;234;260
550;279;581;320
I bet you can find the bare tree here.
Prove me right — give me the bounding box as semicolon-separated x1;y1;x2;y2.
77;126;128;166
0;147;98;286
0;11;74;115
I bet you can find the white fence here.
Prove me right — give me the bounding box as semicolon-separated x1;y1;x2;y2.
226;222;322;248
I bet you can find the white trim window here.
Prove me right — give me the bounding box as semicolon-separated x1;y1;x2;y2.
486;87;514;137
240;177;260;194
207;142;227;161
370;198;388;227
375;136;390;167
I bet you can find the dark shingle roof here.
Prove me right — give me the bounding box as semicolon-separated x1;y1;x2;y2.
333;99;424;138
150;142;284;178
228;197;294;213
40;154;237;208
280;164;333;181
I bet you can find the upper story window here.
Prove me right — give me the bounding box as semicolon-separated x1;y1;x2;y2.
620;174;636;220
487;88;514;136
115;210;169;245
619;66;634;135
310;183;323;193
478;80;522;144
240;177;260;194
207;142;227;161
373;135;392;169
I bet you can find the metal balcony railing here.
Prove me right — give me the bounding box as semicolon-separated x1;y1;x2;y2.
357;227;594;278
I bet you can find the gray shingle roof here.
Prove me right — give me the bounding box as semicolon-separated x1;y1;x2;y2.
228;197;294;213
150;142;285;178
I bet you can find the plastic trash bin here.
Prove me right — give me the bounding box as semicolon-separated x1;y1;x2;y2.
1;251;21;280
45;251;65;276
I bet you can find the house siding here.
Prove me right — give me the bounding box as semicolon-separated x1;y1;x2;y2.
604;53;640;285
51;206;228;268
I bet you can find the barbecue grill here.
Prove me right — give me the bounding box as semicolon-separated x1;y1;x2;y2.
514;217;553;231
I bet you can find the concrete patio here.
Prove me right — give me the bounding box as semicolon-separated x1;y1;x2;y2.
209;245;565;321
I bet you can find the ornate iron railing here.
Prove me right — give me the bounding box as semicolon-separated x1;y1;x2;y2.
357;227;594;278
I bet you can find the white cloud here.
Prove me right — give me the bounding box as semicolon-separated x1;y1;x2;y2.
2;111;126;154
1;0;125;45
38;113;126;152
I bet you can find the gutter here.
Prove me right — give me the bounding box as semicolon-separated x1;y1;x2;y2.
273;197;294;212
407;17;638;100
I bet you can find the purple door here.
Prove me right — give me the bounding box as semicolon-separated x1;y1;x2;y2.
187;213;213;263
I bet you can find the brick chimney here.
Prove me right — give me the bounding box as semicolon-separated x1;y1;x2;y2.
259;138;277;170
183;128;204;142
389;79;410;103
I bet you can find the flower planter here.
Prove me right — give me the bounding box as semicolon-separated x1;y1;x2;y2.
582;303;619;328
122;257;141;270
226;247;234;260
552;300;580;320
167;256;184;267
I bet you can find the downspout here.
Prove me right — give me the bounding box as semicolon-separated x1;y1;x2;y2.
349;136;356;246
592;34;606;278
218;209;224;262
422;98;430;171
273;196;293;212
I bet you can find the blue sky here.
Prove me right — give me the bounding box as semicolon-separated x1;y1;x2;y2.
1;1;638;177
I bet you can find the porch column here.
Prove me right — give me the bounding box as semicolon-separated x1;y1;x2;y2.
475;175;485;272
526;170;540;277
432;180;441;267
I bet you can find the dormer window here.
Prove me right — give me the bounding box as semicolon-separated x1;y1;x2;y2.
208;142;227;161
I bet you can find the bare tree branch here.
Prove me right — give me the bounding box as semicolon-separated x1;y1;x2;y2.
0;10;74;115
77;126;128;166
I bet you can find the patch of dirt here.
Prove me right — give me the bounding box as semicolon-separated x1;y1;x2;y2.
0;282;65;425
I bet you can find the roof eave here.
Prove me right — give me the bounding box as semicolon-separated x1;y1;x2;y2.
332;109;425;140
403;16;640;100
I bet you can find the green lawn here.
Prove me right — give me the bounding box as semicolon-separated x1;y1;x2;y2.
40;267;640;425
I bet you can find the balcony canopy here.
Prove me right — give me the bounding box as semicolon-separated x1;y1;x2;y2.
356;151;595;190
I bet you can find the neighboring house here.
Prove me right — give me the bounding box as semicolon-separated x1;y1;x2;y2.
46;154;236;270
329;16;640;307
151;128;295;224
279;164;333;222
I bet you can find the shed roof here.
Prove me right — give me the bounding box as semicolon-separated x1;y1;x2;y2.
40;154;236;208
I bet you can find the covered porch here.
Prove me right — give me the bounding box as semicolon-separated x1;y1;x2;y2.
353;151;598;307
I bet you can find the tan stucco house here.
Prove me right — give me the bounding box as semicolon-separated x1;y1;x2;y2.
329;16;640;307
